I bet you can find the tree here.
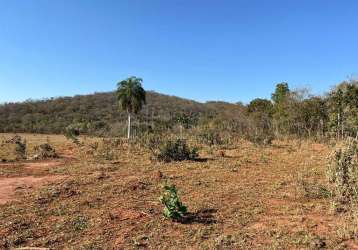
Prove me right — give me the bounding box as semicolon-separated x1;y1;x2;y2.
271;82;290;105
271;82;291;135
247;98;273;132
116;76;146;139
328;81;358;139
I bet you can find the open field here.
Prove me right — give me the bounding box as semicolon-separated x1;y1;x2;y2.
0;133;357;249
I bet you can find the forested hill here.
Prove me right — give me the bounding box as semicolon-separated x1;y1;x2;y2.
0;91;244;135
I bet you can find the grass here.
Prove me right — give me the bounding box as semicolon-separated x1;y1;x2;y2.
0;133;356;249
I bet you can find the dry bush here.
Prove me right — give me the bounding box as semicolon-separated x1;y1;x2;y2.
0;135;27;161
88;138;123;161
157;139;198;162
197;129;224;147
327;137;358;209
32;143;58;160
296;172;330;199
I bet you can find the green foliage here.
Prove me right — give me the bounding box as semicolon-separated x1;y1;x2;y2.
327;137;358;208
159;184;187;220
71;215;88;231
271;82;290;105
247;98;273;115
12;135;27;158
174;112;198;129
328;81;358;138
116;76;146;114
157;139;198;162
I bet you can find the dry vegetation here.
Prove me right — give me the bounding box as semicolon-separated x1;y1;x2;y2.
0;133;357;249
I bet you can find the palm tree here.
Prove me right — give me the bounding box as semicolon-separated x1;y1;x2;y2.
116;76;146;139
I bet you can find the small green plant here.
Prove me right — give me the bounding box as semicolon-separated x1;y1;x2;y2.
71;215;88;231
157;139;198;162
159;184;187;220
327;137;358;208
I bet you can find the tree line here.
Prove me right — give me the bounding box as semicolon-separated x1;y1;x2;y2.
0;78;357;141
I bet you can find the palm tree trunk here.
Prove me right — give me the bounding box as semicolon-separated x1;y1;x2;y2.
127;112;131;139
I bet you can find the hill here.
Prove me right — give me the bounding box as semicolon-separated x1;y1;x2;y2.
0;91;245;136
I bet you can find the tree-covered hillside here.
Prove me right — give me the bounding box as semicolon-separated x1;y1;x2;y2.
0;91;244;136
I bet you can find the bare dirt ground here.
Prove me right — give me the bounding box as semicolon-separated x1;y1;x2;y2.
0;158;70;205
0;133;357;249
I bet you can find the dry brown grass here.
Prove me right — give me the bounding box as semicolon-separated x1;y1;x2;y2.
0;133;357;249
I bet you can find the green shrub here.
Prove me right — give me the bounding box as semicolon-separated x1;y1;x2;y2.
159;184;187;220
327;137;358;207
157;139;198;162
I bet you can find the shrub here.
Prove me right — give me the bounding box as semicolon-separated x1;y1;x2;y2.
327;137;358;208
64;124;81;144
245;132;274;146
89;138;122;161
160;184;187;220
32;143;58;159
0;135;27;161
198;130;223;147
157;139;198;162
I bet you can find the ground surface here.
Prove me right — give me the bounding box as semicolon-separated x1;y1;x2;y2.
0;133;357;249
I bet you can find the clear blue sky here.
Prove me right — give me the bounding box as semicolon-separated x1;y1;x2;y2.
0;0;357;104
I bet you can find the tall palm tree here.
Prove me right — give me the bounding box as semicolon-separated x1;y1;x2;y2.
116;76;146;139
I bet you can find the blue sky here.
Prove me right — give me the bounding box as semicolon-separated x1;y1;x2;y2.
0;0;357;104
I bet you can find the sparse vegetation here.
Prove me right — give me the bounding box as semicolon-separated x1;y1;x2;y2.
0;80;358;249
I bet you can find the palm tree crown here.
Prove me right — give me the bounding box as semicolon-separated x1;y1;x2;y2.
116;76;146;114
116;76;146;139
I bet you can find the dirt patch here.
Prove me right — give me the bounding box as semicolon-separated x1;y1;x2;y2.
23;160;65;171
0;175;65;204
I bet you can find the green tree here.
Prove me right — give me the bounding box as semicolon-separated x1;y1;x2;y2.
116;76;146;139
328;81;358;138
247;98;273;132
271;82;290;105
271;82;291;135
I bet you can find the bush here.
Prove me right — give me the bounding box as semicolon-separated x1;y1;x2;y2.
327;137;358;208
32;143;58;159
198;130;223;147
157;139;198;162
89;138;122;161
245;132;274;146
160;184;187;220
0;135;27;161
64;124;81;144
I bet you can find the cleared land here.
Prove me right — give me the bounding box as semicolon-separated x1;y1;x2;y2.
0;133;357;249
